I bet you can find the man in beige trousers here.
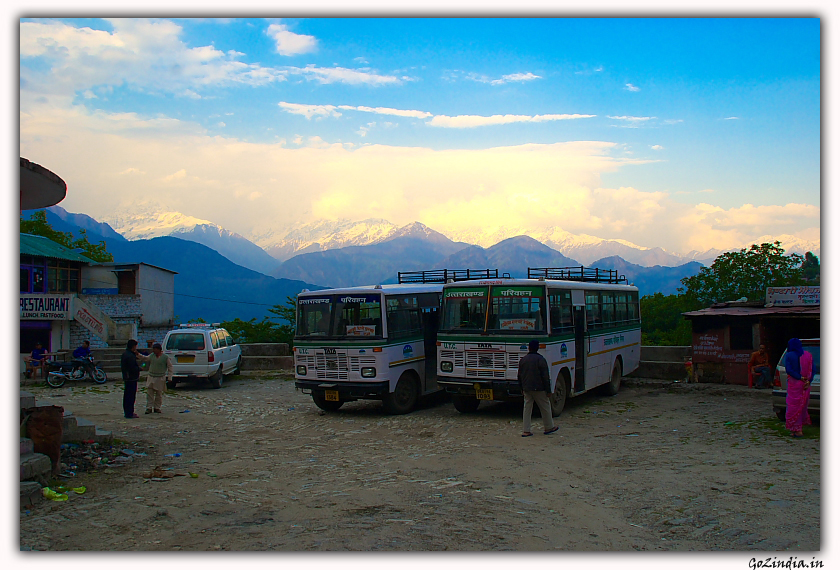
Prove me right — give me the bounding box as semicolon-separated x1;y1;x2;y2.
517;339;559;437
137;343;173;414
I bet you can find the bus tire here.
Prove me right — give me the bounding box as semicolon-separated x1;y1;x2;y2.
383;372;419;415
550;371;570;417
452;395;480;413
313;392;344;412
601;360;622;396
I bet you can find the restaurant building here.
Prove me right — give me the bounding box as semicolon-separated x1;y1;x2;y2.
683;286;820;385
20;232;176;361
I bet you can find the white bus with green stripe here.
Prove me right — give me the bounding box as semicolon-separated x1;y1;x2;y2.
293;269;502;414
437;267;641;415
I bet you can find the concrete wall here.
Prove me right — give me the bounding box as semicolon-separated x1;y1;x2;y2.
240;343;291;356
640;346;691;362
81;266;119;293
137;265;175;327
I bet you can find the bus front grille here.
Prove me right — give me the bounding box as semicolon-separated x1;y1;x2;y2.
314;353;349;380
440;350;465;367
349;356;377;372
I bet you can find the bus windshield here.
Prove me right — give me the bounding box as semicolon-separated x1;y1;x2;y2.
296;294;384;340
488;285;546;333
441;287;489;332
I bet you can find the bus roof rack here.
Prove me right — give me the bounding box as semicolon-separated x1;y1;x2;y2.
527;266;628;284
398;268;509;284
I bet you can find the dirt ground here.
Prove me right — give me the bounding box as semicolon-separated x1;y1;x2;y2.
19;373;820;552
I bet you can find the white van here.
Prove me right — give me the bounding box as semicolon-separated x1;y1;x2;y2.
162;324;242;389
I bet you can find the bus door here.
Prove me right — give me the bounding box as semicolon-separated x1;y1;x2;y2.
420;293;442;392
571;289;586;393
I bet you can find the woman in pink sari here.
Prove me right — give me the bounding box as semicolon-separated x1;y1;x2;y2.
784;338;812;437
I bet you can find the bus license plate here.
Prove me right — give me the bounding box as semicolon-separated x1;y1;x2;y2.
325;390;340;401
476;388;493;400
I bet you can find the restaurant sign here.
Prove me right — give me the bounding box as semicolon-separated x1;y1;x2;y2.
20;294;74;320
765;286;820;307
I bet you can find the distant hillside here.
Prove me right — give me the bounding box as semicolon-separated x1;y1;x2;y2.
22;206;127;242
105;237;322;322
589;256;704;296
274;224;470;288
436;235;581;276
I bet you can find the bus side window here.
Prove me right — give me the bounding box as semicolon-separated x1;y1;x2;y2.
387;296;421;340
602;292;615;325
585;291;601;329
629;291;640;321
616;292;628;323
549;291;573;333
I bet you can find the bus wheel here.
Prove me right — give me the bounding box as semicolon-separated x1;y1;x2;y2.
601;361;622;396
550;373;569;417
383;372;419;415
313;393;344;412
452;395;480;413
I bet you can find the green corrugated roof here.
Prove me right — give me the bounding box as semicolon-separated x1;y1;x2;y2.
20;233;93;263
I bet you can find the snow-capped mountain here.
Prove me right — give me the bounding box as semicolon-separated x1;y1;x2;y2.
101;204;281;276
684;234;821;266
101;204;217;240
440;226;686;267
249;218;400;262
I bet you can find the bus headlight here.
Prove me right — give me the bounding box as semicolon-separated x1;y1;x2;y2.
296;365;307;376
361;367;377;378
440;361;453;373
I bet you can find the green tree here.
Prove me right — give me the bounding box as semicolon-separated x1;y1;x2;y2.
220;296;298;345
640;293;693;346
801;251;820;283
20;210;113;262
678;242;804;307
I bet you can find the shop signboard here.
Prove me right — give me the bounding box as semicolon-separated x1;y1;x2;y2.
765;286;820;307
20;294;74;320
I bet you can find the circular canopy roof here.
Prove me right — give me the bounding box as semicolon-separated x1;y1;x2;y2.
20;157;66;210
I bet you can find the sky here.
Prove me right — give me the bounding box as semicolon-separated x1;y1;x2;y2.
18;17;821;254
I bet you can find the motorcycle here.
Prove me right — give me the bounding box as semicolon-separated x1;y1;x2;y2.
46;355;108;388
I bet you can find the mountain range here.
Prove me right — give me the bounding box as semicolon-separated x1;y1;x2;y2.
23;205;817;321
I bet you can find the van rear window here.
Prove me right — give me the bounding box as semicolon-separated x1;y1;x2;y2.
166;333;206;351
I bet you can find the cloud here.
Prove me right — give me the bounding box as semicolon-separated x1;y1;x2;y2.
279;102;593;129
265;23;317;56
20;19;287;104
290;65;401;86
608;116;655;122
19;100;818;256
337;105;432;119
463;71;541;85
428;113;596;129
650;145;664;150
624;83;640;92
724;116;739;120
278;102;341;119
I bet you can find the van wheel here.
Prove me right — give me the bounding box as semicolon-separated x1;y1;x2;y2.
775;407;786;422
313;393;344;412
383;372;419;414
166;379;178;390
209;367;224;389
452;395;480;413
550;372;570;417
233;356;242;376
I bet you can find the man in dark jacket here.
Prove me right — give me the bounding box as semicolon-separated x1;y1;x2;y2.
517;339;558;436
121;339;142;419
